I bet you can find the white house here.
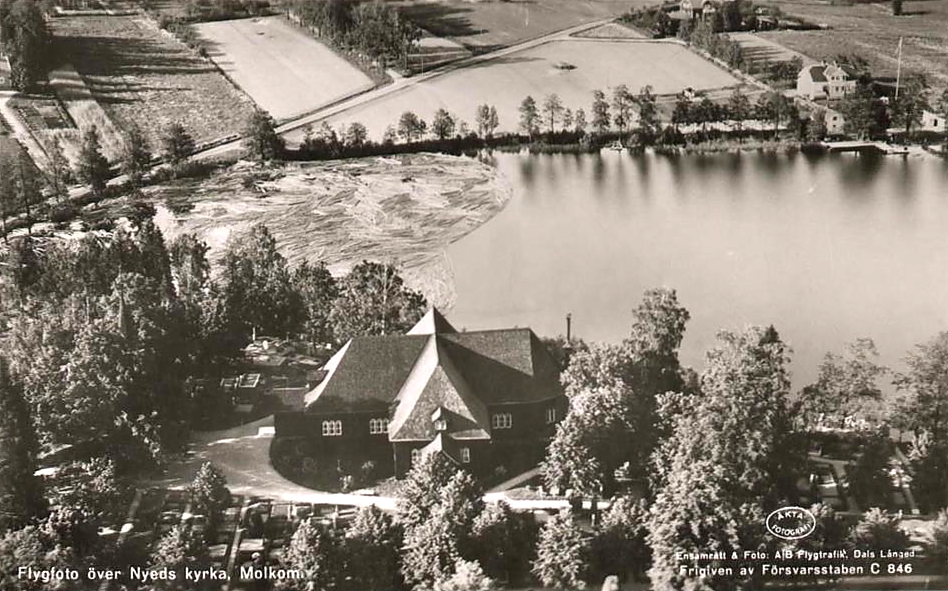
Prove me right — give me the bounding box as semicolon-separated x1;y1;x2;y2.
921;110;947;134
797;61;858;100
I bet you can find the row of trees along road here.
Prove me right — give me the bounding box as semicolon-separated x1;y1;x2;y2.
0;219;426;475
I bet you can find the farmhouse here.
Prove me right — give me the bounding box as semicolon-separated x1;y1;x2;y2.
796;61;857;100
275;309;567;479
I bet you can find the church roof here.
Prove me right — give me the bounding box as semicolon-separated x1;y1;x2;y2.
303;310;564;435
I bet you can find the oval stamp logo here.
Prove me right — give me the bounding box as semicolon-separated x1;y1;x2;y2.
766;506;816;540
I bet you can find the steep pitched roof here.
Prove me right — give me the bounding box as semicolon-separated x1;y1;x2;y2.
407;308;457;335
388;336;491;442
801;64;827;83
304;318;564;418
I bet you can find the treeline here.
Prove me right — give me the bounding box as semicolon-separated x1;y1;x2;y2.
623;0;785;38
0;0;52;91
280;0;420;68
0;220;426;475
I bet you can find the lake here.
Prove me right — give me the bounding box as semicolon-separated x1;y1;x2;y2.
446;149;948;386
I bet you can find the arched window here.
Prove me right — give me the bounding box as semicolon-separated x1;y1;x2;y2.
321;420;342;436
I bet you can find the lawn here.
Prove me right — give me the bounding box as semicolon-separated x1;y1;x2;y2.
397;0;639;51
757;0;948;90
50;13;255;150
298;39;743;143
194;16;376;121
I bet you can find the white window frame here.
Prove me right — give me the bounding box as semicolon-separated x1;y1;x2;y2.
369;418;387;435
491;413;512;430
411;449;422;465
546;407;557;425
460;447;471;464
321;420;342;437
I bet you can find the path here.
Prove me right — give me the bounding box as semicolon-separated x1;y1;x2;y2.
156;416;587;512
151;416;397;510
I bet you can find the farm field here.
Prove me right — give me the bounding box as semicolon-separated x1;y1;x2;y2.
50;13;255;150
729;31;815;66
194;16;376;121
397;0;637;50
293;39;743;143
757;0;948;90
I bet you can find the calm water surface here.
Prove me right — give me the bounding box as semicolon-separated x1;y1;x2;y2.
446;150;948;385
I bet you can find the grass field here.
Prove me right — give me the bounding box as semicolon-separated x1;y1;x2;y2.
295;39;742;143
51;13;255;150
194;16;376;121
397;0;638;50
757;0;948;90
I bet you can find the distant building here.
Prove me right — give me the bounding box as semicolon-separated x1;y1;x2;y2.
921;110;947;134
275;309;567;479
797;61;858;100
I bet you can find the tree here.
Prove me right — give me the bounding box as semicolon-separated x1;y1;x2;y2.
849;508;910;552
892;0;903;15
840;83;889;140
727;87;751;140
402;470;484;589
892;73;930;138
541;93;564;134
398;452;457;530
293;260;338;345
800;338;888;428
344;505;403;591
923;510;948;571
574;108;587;134
648;326;800;591
591;496;650;583
0;525;74;591
433;559;496;591
475;104;499;139
76;126;111;194
0;357;44;533
398;111;428;143
189;462;230;538
169;233;210;301
280;518;340;591
636;86;660;141
518;96;539;137
45;137;73;200
471;501;537;585
591;90;611;135
161;122;196;172
220;223;302;339
532;509;591;589
671;94;692;132
243;109;284;163
431;108;457;140
611;85;635;134
846;433;896;510
121;123;152;186
344;121;368;148
895;332;948;445
328;260;426;344
562;108;574;132
150;525;210;590
0;0;51;91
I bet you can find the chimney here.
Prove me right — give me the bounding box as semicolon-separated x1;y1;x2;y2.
566;313;572;343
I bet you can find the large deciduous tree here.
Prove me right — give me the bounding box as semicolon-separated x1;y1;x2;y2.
329;260;425;343
243;109;284;163
343;505;403;591
800;338;888;428
518;96;540;137
220;223;301;339
76;126;111;195
532;509;591;589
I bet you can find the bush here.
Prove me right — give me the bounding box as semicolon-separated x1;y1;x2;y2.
47;202;79;224
849;508;910;552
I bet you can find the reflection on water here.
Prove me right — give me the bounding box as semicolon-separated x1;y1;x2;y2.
447;150;948;385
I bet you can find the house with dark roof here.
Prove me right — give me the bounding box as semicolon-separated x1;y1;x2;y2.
274;309;567;479
797;61;858;100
